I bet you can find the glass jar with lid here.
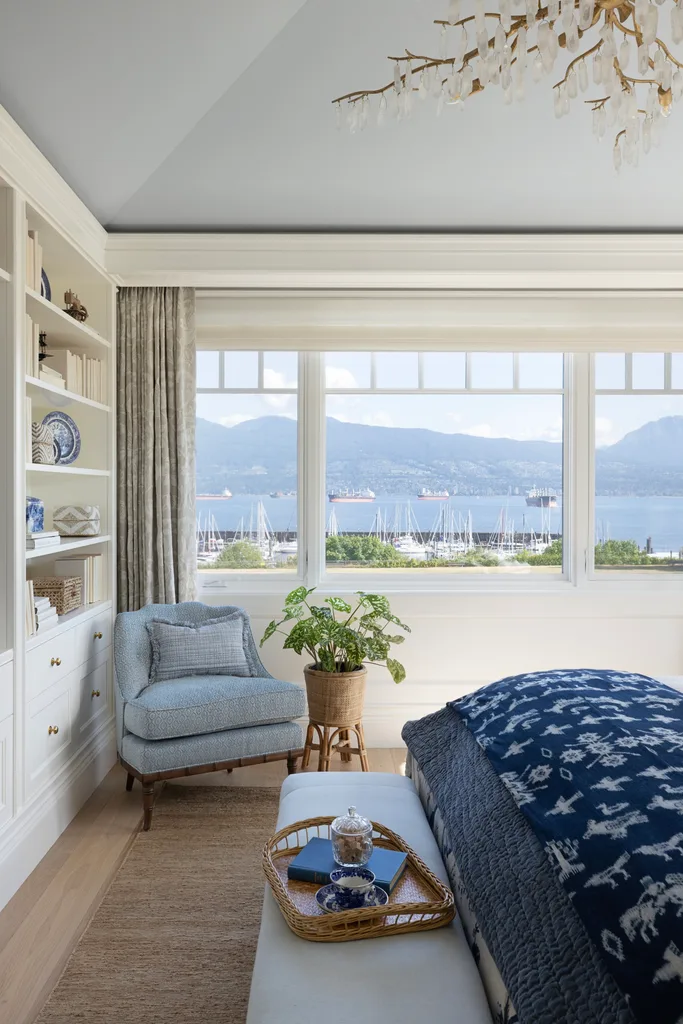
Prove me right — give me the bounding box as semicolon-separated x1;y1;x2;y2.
330;806;373;867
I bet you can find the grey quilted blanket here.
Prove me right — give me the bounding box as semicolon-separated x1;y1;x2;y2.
403;705;635;1024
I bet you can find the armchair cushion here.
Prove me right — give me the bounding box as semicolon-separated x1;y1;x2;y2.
146;614;250;683
124;674;306;741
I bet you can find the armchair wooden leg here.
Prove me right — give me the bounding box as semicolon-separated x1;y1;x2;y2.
286;753;299;775
125;772;135;792
226;768;233;774
142;782;155;831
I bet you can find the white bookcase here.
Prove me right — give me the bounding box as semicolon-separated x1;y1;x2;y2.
0;172;117;909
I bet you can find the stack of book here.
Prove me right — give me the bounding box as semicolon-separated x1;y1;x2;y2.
34;596;58;633
49;349;105;403
26;530;60;551
287;837;408;895
24;582;57;636
55;554;103;605
26;227;43;292
39;362;65;390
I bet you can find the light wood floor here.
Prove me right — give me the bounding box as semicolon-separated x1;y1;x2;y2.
0;748;406;1024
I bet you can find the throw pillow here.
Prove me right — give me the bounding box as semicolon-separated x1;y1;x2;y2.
146;614;251;683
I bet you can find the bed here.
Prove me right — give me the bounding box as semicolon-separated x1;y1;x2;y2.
403;671;683;1024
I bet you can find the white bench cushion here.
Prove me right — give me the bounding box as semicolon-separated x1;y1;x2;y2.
247;772;493;1024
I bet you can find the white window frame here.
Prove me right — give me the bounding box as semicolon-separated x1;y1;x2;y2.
588;352;683;585
196;348;575;595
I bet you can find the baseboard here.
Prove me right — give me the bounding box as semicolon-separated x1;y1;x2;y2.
0;720;117;912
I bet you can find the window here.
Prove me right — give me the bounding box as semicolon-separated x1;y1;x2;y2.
196;351;298;573
324;352;565;574
593;353;683;573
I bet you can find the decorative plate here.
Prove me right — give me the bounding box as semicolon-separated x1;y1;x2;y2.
42;411;80;465
41;268;51;302
315;883;388;915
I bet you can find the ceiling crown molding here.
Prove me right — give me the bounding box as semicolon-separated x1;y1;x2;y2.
0;105;107;271
106;232;683;290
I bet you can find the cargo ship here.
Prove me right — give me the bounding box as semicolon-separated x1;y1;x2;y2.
197;487;232;500
416;488;449;501
328;488;375;503
525;487;558;508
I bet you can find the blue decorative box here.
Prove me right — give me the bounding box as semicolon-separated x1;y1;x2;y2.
26;495;45;534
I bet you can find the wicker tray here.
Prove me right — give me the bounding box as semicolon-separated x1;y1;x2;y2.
263;816;455;942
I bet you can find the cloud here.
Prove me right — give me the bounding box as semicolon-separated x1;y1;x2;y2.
262;369;298;412
325;366;358;389
219;413;254;428
461;423;494;437
595;417;615;447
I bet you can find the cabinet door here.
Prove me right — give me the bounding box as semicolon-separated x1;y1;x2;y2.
75;652;111;743
25;681;73;800
0;715;13;832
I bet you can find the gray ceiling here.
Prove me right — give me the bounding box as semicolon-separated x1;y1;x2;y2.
0;0;680;231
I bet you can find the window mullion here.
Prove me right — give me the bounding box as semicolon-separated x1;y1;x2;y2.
302;352;325;588
572;352;592;585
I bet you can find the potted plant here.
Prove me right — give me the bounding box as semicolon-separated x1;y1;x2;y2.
260;587;409;727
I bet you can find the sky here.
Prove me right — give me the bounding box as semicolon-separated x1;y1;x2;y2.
196;351;683;447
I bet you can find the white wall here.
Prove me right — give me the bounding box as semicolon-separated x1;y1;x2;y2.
200;590;683;746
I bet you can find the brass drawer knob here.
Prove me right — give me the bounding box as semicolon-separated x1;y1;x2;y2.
50;657;61;667
91;689;101;699
93;631;103;640
48;725;59;736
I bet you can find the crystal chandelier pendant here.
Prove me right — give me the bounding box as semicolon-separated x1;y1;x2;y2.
333;0;683;166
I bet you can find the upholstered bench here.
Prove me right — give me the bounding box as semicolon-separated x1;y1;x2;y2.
247;772;493;1024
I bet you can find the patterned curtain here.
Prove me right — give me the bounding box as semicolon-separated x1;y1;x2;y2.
117;287;196;611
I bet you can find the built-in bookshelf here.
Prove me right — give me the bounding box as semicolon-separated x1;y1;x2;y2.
0;165;116;905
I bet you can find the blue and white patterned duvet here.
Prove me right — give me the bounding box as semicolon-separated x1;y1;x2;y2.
454;669;683;1024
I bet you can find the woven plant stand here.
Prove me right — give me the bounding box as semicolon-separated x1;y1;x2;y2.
301;665;369;772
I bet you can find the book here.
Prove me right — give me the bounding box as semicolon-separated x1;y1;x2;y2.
287;837;408;894
39;368;65;389
26;538;61;549
27;531;59;540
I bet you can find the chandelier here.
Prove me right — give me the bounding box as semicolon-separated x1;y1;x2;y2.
332;0;683;167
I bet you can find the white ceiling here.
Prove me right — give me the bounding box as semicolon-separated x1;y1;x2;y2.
0;0;680;231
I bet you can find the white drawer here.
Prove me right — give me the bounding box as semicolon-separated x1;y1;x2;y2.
76;652;111;741
74;610;112;668
0;661;12;723
0;715;13;832
25;682;73;798
25;630;76;702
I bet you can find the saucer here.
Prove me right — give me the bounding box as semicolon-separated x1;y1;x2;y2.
315;883;389;914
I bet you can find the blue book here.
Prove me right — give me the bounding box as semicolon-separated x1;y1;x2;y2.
287;837;407;894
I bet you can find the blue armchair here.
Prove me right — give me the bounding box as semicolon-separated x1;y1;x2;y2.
114;602;305;829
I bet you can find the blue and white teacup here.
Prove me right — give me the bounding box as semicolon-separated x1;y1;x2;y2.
329;867;376;908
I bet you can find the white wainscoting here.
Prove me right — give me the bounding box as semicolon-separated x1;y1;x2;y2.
200;590;683;747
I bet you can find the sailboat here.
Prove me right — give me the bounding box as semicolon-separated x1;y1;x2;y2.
391;503;429;559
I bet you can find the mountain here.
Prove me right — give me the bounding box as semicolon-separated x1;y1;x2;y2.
195;414;683;496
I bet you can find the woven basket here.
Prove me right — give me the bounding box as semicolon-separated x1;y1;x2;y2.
304;665;366;726
263;816;455;943
32;576;82;616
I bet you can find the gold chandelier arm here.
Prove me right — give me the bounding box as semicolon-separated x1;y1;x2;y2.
654;38;683;70
553;39;603;89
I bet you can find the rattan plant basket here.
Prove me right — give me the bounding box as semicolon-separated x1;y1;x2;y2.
263;816;455;943
304;665;366;726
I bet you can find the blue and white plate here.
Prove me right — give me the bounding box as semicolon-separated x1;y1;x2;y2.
42;411;80;465
315;883;388;914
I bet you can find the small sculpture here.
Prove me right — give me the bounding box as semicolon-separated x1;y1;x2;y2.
63;290;88;323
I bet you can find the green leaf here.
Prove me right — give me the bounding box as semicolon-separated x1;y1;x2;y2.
384;634;405;645
355;592;391;617
260;620;278;647
387;613;411;633
325;596;353;614
386;658;406;684
285;586;316;606
317;648;336;672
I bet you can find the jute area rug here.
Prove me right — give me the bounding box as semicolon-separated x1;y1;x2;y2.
36;785;280;1024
